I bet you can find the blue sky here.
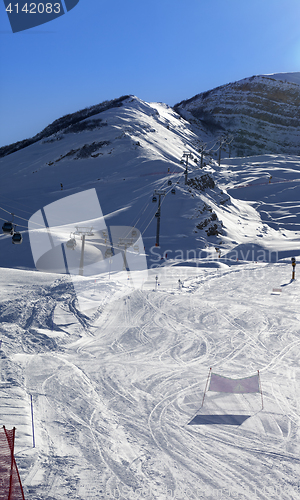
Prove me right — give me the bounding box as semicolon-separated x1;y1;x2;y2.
1;0;300;147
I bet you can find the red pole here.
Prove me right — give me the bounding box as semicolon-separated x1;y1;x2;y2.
13;453;26;500
4;426;26;500
8;427;15;500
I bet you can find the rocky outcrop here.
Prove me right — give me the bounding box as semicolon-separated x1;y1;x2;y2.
174;74;300;157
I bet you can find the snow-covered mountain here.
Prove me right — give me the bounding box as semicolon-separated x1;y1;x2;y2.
0;95;225;271
0;83;300;500
174;73;300;157
0;94;299;274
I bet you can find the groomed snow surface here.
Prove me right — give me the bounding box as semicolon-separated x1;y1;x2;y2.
0;96;300;499
0;260;299;500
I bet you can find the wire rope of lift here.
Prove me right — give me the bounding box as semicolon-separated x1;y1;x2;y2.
140;180;178;237
143;176;179;233
129;198;152;231
0;160;185;248
140;177;178;232
0;194;39;216
0;215;25;244
0;205;44;228
205;135;233;155
140;208;160;237
142;150;219;240
146;157;205;231
122;179;173;239
0;217;28;230
122;164;182;238
0;202;45;246
140;184;175;236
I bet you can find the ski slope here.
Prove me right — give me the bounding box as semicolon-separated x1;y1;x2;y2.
0;260;299;499
213;154;300;261
0;96;300;499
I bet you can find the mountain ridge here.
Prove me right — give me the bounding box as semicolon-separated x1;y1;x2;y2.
0;93;299;275
174;72;300;157
2;72;299;159
0;95;131;158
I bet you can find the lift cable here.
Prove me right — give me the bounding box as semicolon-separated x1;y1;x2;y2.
0;216;28;230
0;205;44;227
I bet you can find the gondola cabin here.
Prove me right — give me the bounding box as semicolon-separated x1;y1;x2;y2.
2;222;14;234
12;232;22;244
105;248;113;258
66;238;76;250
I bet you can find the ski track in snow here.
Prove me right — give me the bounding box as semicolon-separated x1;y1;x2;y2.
0;263;299;500
1;96;300;500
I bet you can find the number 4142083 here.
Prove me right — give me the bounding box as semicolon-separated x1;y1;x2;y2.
6;3;61;14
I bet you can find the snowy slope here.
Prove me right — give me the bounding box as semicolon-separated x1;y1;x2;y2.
0;96;217;270
211;154;300;261
1;261;300;499
0;96;299;274
0;92;300;500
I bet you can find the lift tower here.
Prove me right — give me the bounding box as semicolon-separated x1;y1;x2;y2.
182;152;193;184
74;226;94;275
153;190;166;247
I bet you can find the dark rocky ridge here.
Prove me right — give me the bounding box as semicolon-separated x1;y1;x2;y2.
174;74;300;157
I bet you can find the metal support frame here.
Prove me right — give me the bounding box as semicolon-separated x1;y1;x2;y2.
74;226;94;276
182;151;193;184
201;367;212;409
153;190;166;247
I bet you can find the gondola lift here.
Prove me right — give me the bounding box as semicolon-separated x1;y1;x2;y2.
2;221;14;234
168;180;172;186
66;237;76;250
12;231;22;244
155;211;160;218
2;213;15;234
152;196;157;203
105;248;113;258
171;188;176;194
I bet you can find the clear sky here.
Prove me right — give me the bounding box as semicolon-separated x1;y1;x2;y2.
1;0;300;148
